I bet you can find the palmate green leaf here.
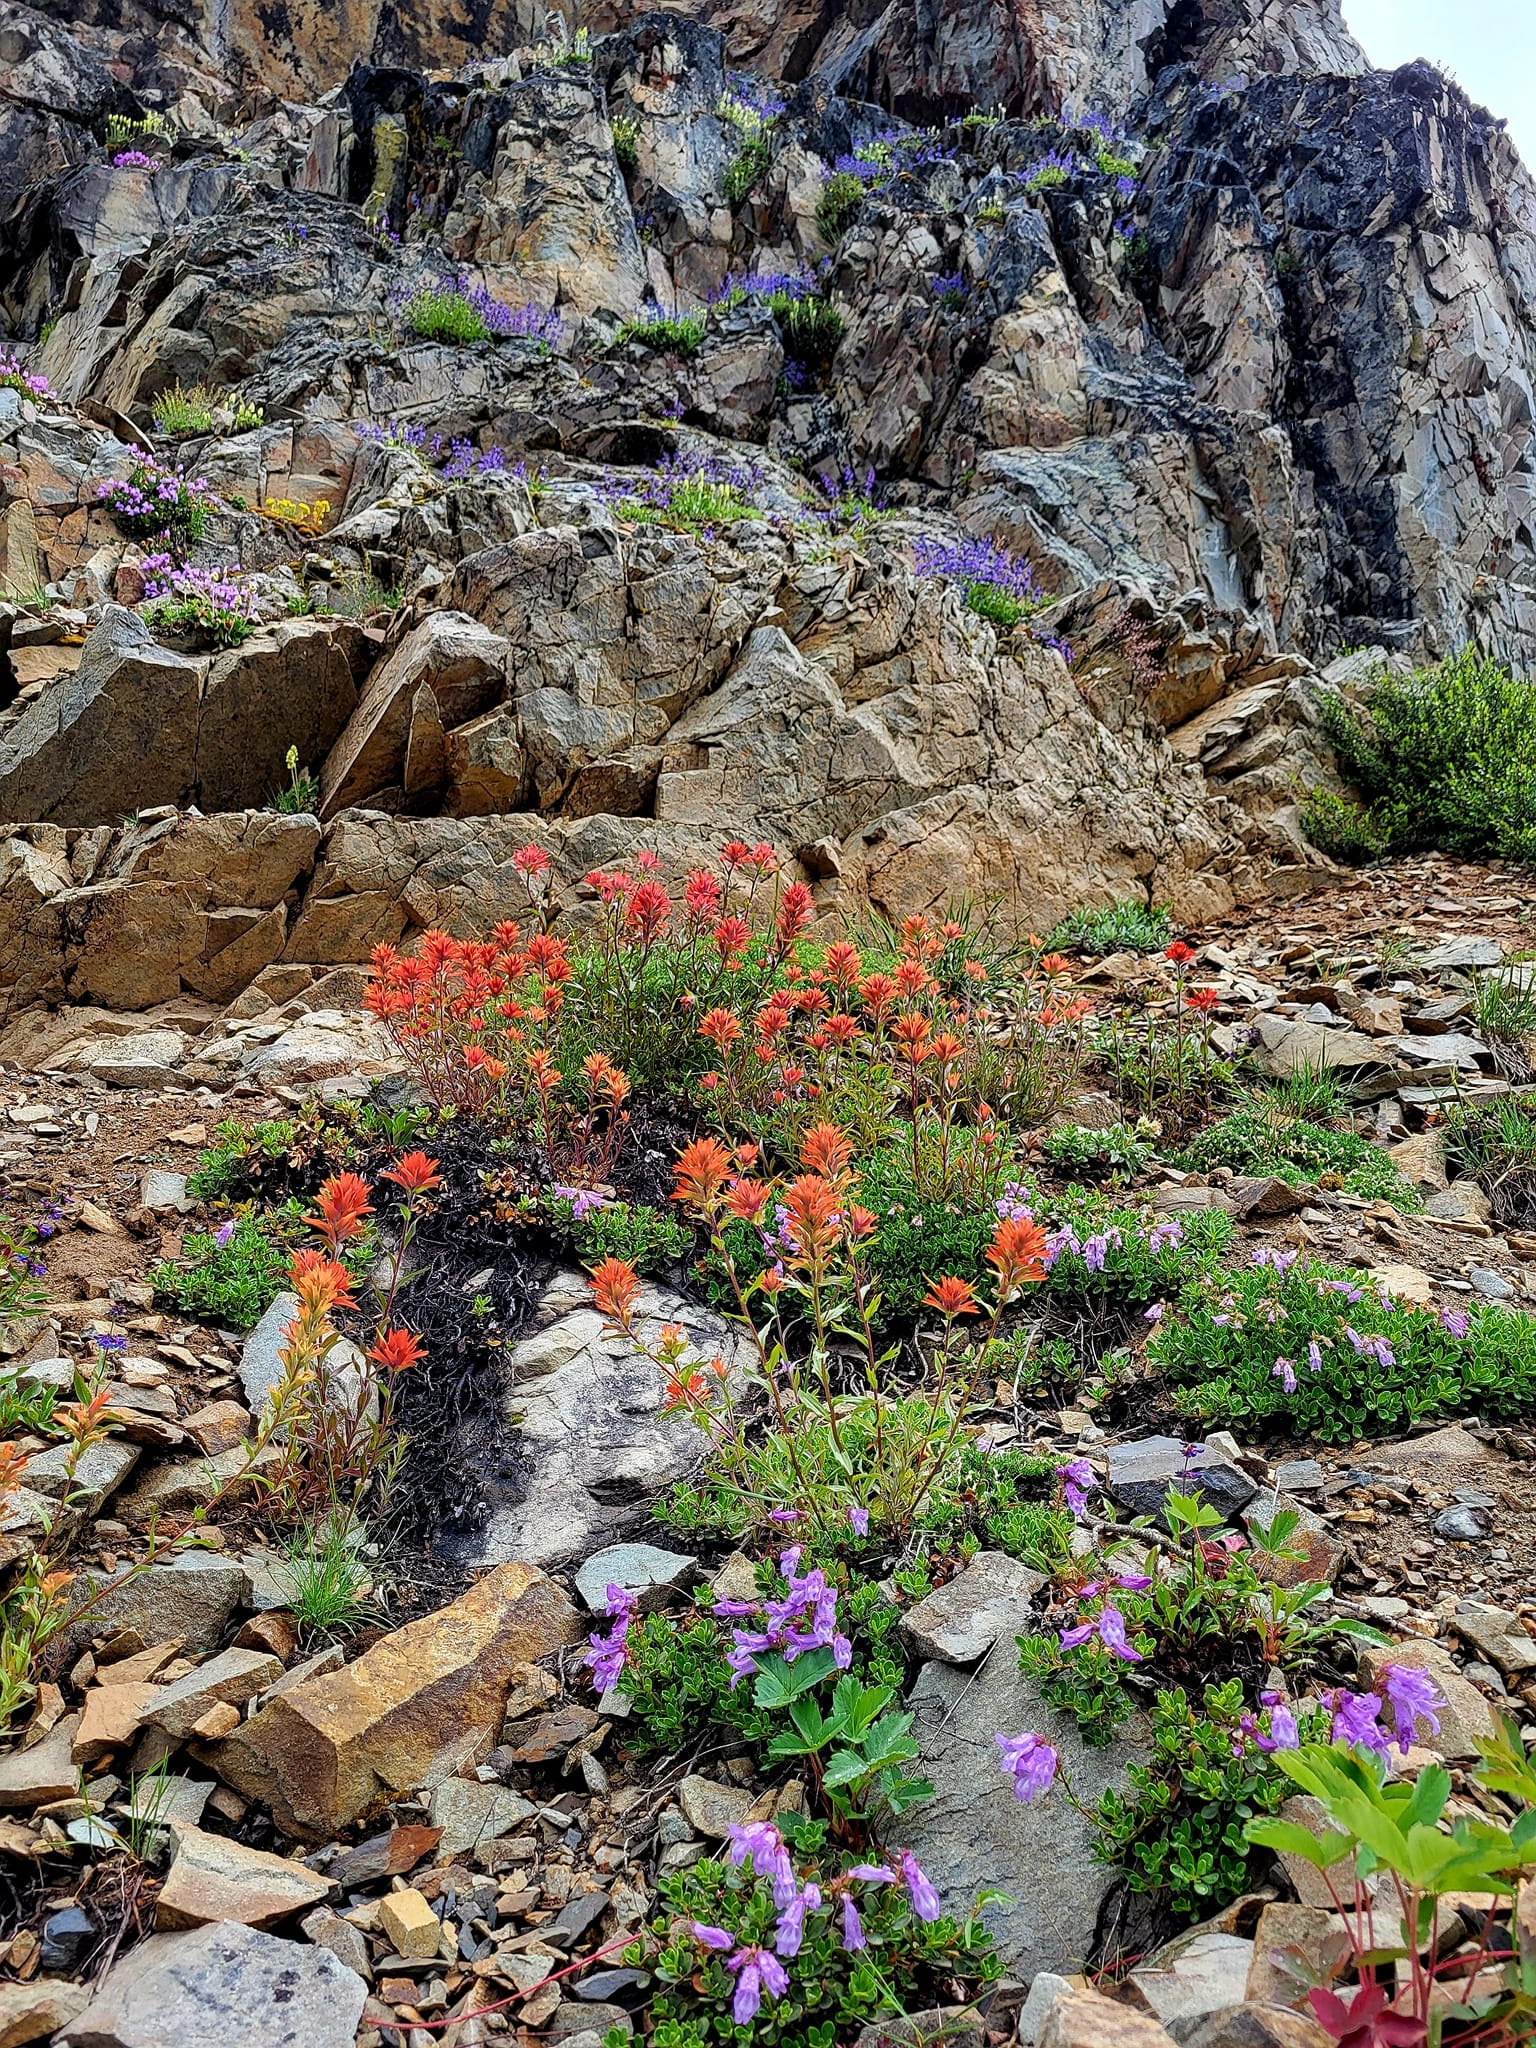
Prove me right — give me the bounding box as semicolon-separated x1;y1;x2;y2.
858;1711;919;1770
752;1647;839;1709
820;1747;873;1791
1245;1818;1354;1870
883;1770;935;1814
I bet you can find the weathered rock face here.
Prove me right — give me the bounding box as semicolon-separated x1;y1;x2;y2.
0;0;1531;1029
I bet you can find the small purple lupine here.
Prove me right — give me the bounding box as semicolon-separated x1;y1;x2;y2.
691;1922;734;1949
848;1506;869;1536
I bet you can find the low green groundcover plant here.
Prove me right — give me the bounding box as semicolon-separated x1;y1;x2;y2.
1177;1108;1420;1208
1148;1247;1536;1442
1046;900;1173;955
150;1212;289;1328
566;1195;690;1276
620;1825;1001;2048
1092;1681;1315;1921
1043;1121;1155;1184
1306;649;1536;865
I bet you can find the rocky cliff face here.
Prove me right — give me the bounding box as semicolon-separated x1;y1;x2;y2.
0;0;1528;1018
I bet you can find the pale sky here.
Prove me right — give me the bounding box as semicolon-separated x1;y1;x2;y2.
1343;0;1536;167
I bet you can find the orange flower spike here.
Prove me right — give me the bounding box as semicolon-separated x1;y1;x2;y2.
699;1006;744;1050
775;881;815;946
307;1171;373;1249
985;1215;1050;1298
1185;986;1220;1012
369;1327;427;1372
930;1031;964;1065
823;940;863;989
725;1177;771;1223
924;1275;980;1318
380;1151;443;1195
289;1247;357;1315
799;1122;854;1183
1038;952;1074;978
1165;941;1197;966
589;1255;641;1330
672;1135;734;1213
847;1204;878;1242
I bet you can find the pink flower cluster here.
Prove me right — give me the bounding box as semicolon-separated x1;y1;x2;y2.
581;1582;637;1693
0;349;51;403
715;1546;853;1687
682;1823;943;2021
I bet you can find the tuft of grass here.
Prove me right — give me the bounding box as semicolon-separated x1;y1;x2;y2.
612;114;639;174
1254;1062;1347;1122
816;171;867;243
617;309;707;356
406;286;490;345
280;1519;380;1639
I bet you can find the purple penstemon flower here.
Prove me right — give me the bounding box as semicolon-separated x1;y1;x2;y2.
581;1582;637;1692
1329;1688;1388;1754
896;1850;940;1922
213;1220;236;1247
773;1881;821;1957
1379;1664;1443;1754
1439;1305;1471;1338
848;1505;869;1536
1056;1456;1095;1518
728;1821;796;1907
1272;1357;1297;1394
996;1729;1058;1802
727;1945;788;2024
691;1922;735;1949
839;1893;866;1951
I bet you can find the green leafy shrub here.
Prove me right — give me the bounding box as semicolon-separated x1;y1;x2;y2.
1019;1491;1376;1744
725;139;772;204
272;745;319;815
1044;1122;1155;1184
1046;900;1172;955
775;296;844;369
1177;1109;1419;1207
854;1147;1002;1322
1310;650;1536;864
626;1836;1000;2048
617;309;707;355
186;1118;299;1203
149;1212;289;1328
621;1577;906;1757
1299;786;1392;864
405;285;491;344
571;1198;690;1276
1149;1250;1536;1442
1092;1681;1311;1920
816;171;866;242
151;383;217;436
612;114;639;173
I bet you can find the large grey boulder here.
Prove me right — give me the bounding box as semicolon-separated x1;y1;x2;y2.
899;1654;1148;1979
0;607;204;825
320;611;507;816
463;1271;741;1571
57;1919;366;2048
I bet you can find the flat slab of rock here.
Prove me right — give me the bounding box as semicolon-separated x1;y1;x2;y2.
142;1648;283;1738
1107;1435;1257;1521
574;1543;700;1613
206;1560;580;1837
900;1655;1148;1979
1453;1603;1536;1676
676;1773;755;1838
899;1552;1044;1664
58;1919;367;2048
0;1713;81;1809
426;1778;538;1857
1037;1986;1177;2045
59;1557;247;1658
156;1823;334;1930
1129;1928;1255;2031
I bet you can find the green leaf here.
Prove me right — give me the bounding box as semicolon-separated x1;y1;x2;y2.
1245;1818;1353;1869
821;1748;873;1791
